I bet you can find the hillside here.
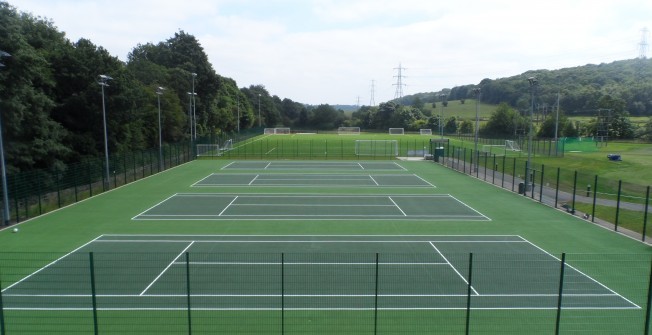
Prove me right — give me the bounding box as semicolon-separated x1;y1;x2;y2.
400;58;652;116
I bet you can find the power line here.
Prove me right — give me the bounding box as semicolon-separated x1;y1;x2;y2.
393;63;406;103
639;27;649;59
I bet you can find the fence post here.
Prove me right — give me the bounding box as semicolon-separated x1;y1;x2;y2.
89;252;99;335
501;155;506;188
465;253;473;335
644;256;652;335
0;273;5;335
374;253;379;335
592;175;598;223
539;164;545;202
555;253;566;335
281;253;285;335
615;180;622;231
643;186;650;242
571;171;578;213
555;167;560;208
185;252;192;335
511;158;516;192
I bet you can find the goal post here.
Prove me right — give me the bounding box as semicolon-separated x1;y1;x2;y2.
389;128;405;135
337;127;361;135
196;144;220;157
264;127;291;135
505;140;521;151
419;129;433;135
355;140;399;157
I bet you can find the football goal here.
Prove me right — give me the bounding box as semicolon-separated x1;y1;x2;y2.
505;140;521;151
338;127;361;135
196;144;220;157
389;128;405;135
355;140;399;157
264;127;291;135
419;129;433;135
221;139;233;151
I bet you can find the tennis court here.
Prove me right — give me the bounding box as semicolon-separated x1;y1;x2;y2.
131;194;485;221
192;173;435;188
0;235;638;311
221;161;407;171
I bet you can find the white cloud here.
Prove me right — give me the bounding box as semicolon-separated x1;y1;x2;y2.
13;0;652;104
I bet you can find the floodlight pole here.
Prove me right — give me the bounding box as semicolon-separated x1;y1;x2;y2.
156;87;165;171
98;74;113;190
526;77;538;196
237;96;240;134
0;50;11;225
472;88;481;172
439;94;446;139
258;93;261;128
191;73;197;141
555;85;560;154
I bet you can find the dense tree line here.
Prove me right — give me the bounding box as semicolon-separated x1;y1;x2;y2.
2;2;651;176
0;3;356;174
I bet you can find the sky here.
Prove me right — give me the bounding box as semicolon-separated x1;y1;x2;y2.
13;0;652;105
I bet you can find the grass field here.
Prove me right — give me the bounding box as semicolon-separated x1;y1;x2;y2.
0;155;651;334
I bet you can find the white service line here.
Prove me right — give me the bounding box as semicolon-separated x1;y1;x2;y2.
139;241;195;296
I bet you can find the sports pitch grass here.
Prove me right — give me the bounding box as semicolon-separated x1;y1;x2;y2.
0;159;650;334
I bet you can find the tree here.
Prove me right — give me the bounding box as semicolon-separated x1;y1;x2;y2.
480;103;521;138
459;120;474;134
444;116;458;134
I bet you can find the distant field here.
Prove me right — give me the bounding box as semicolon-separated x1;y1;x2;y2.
421;99;496;121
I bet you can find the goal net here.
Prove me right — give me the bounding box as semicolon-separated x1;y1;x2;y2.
481;145;506;156
264;127;291;135
355;140;399;157
389;128;405;135
221;139;233;151
419;129;433;135
196;144;220;157
505;140;521;151
338;127;361;135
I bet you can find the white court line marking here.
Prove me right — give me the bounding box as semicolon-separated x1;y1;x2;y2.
265;148;276;155
523;239;641;309
1;235;104;293
429;241;479;296
264;162;272;169
140;241;195;296
218;196;239;216
368;175;379;186
172;261;449;266
412;174;436;188
220;162;235;170
131;193;179;220
358;162;365;170
387;196;407;216
97;239;527;243
248;175;259;185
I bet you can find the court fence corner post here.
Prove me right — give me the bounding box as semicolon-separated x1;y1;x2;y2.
643;256;652;335
555;253;566;335
0;273;6;335
281;252;285;335
185;252;192;335
374;253;379;335
89;252;99;335
465;253;473;335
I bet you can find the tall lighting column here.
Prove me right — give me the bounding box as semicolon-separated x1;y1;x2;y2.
258;93;261;128
191;73;197;140
98;74;113;190
526;77;538;196
472;87;481;171
0;50;11;225
439;94;446;138
156;87;165;171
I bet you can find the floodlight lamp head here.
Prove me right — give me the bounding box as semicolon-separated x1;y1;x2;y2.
99;74;113;81
528;77;538;86
191;72;197;77
156;86;165;94
0;50;10;57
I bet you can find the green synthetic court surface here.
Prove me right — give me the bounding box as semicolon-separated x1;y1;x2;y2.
192;174;434;188
0;235;638;311
2;158;651;334
132;194;485;221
